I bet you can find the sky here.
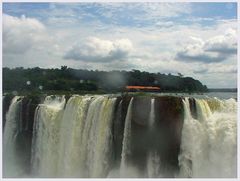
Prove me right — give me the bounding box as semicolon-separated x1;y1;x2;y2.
2;2;238;88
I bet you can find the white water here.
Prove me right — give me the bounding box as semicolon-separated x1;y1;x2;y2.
147;151;161;177
57;95;91;177
3;96;24;177
148;98;155;128
31;95;66;177
179;98;237;178
3;95;237;178
146;98;162;177
120;97;134;177
31;95;117;178
79;96;116;177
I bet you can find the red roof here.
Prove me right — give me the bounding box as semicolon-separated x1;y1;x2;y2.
126;86;160;90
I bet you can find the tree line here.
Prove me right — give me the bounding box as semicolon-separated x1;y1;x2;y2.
3;66;208;93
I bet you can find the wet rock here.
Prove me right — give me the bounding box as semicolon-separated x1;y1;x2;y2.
188;98;197;119
128;96;184;177
112;95;132;167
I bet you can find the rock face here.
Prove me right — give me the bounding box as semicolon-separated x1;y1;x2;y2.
154;96;184;177
188;98;197;119
127;96;184;177
3;94;185;177
20;97;41;174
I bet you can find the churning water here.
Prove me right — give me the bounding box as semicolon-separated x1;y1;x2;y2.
179;97;237;178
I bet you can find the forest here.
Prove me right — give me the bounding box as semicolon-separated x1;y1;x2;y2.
3;66;208;94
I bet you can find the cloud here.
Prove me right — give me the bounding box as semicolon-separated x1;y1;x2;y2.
194;65;237;74
204;29;237;54
56;3;192;28
3;14;45;54
155;21;174;28
104;3;192;19
193;68;208;74
175;28;237;63
64;37;133;62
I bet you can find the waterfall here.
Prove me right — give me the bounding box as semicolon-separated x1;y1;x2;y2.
3;94;237;178
179;97;237;178
147;98;161;177
120;97;134;177
3;96;24;177
147;151;161;177
179;98;208;178
31;95;66;177
79;96;116;177
57;95;92;177
31;95;117;178
196;98;237;177
148;98;155;128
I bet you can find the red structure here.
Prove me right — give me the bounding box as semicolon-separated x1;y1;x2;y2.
126;86;160;92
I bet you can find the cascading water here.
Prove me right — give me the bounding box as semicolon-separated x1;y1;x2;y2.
2;94;237;178
179;97;237;178
57;95;92;177
31;95;66;177
178;98;206;178
31;95;117;178
147;151;161;177
196;98;237;177
78;96;116;177
3;96;24;177
147;98;161;178
120;97;134;177
148;98;155;128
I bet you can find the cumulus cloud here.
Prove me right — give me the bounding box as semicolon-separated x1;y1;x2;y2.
3;14;45;54
175;28;237;63
64;37;133;62
204;29;237;54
